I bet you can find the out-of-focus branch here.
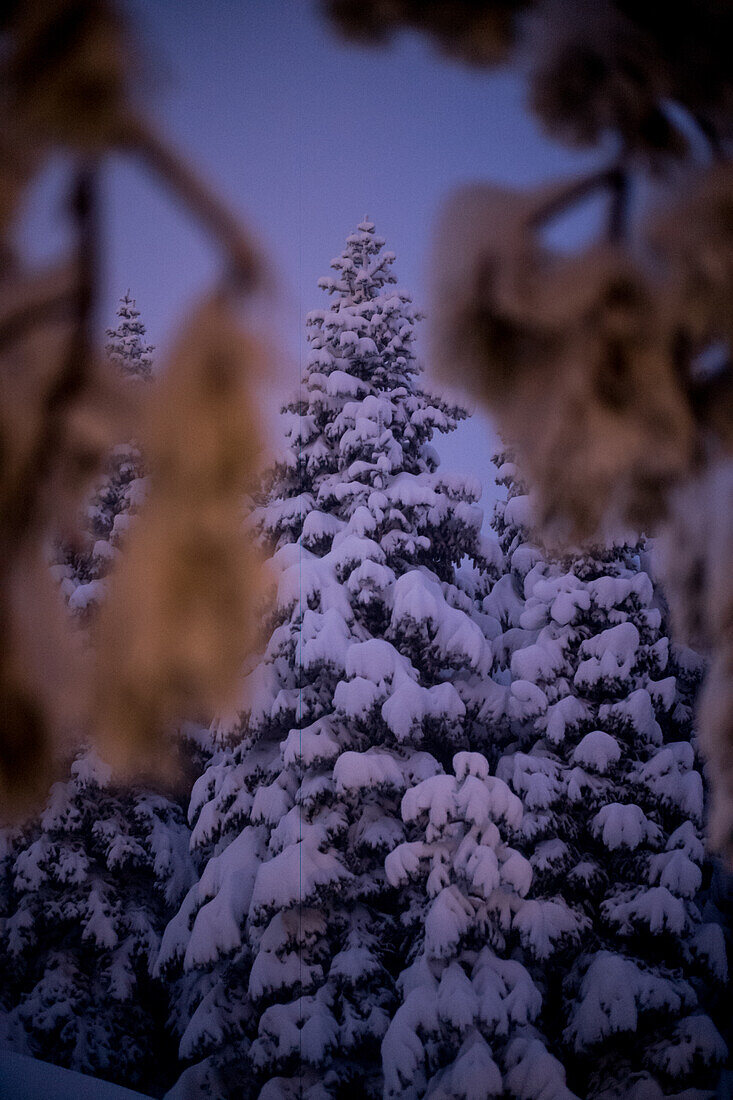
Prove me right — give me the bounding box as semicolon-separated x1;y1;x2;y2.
0;285;77;355
0;0;274;809
118;116;265;292
526;165;627;232
606;167;630;243
2;165;99;556
689;369;733;449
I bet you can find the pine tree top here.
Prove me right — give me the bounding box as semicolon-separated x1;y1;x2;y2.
303;220;425;400
259;223;473;558
106;293;154;380
116;291;141;321
317;217;398;304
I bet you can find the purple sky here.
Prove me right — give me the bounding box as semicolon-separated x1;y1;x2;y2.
20;0;599;514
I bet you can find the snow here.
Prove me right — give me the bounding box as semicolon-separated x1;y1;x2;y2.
382;989;438;1098
381;671;465;743
326;368;365;395
575;622;640;691
543;696;591;744
70;752;112;789
333;675;381;719
666;821;705;862
297;608;352;672
599;687;663;743
183;826;265;969
436;962;478;1031
524;572;591;627
566;952;692;1050
654;1015;727;1078
82;884;117;949
473;952;542;1032
427;1031;503;1099
334;750;406;794
572;731;621;773
483;574;524;627
453;751;490;782
647;675;677;711
513;899;586;960
511;636;566;684
344;638;409;684
391;572;487;670
249;837;351;920
648;849;702;898
248;916;323;1001
591;802;660;850
281;721;340;769
67;580;106;613
504;1036;578;1100
637;744;704;821
689;923;728;982
250;780;293;827
506;680;548;722
604;885;687;935
503;494;534;534
401;774;457;833
587;572;653;611
0;1051;152;1100
300;509;343;546
497;752;561;812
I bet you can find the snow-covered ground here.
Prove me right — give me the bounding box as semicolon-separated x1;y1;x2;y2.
0;1050;152;1099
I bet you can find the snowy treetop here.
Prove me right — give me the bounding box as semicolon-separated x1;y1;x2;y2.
105;293;154;380
317;216;398;303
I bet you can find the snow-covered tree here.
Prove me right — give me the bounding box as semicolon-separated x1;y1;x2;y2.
0;751;194;1092
486;454;727;1097
53;294;153;616
105;292;155;380
0;297;199;1094
159;221;505;1097
382;750;576;1099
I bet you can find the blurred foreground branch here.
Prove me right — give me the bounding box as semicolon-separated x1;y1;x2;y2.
1;0;269;811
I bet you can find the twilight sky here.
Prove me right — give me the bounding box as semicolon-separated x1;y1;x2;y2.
21;0;599;512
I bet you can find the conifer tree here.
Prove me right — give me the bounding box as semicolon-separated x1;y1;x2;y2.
0;752;194;1093
159;221;523;1098
486;453;727;1097
382;750;576;1099
106;292;155;380
0;297;197;1095
54;293;153;615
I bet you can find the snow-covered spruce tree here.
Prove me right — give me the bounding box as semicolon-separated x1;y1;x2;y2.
485;453;727;1098
0;297;199;1094
106;291;155;380
382;750;576;1100
0;751;195;1093
158;220;511;1097
52;293;153;616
